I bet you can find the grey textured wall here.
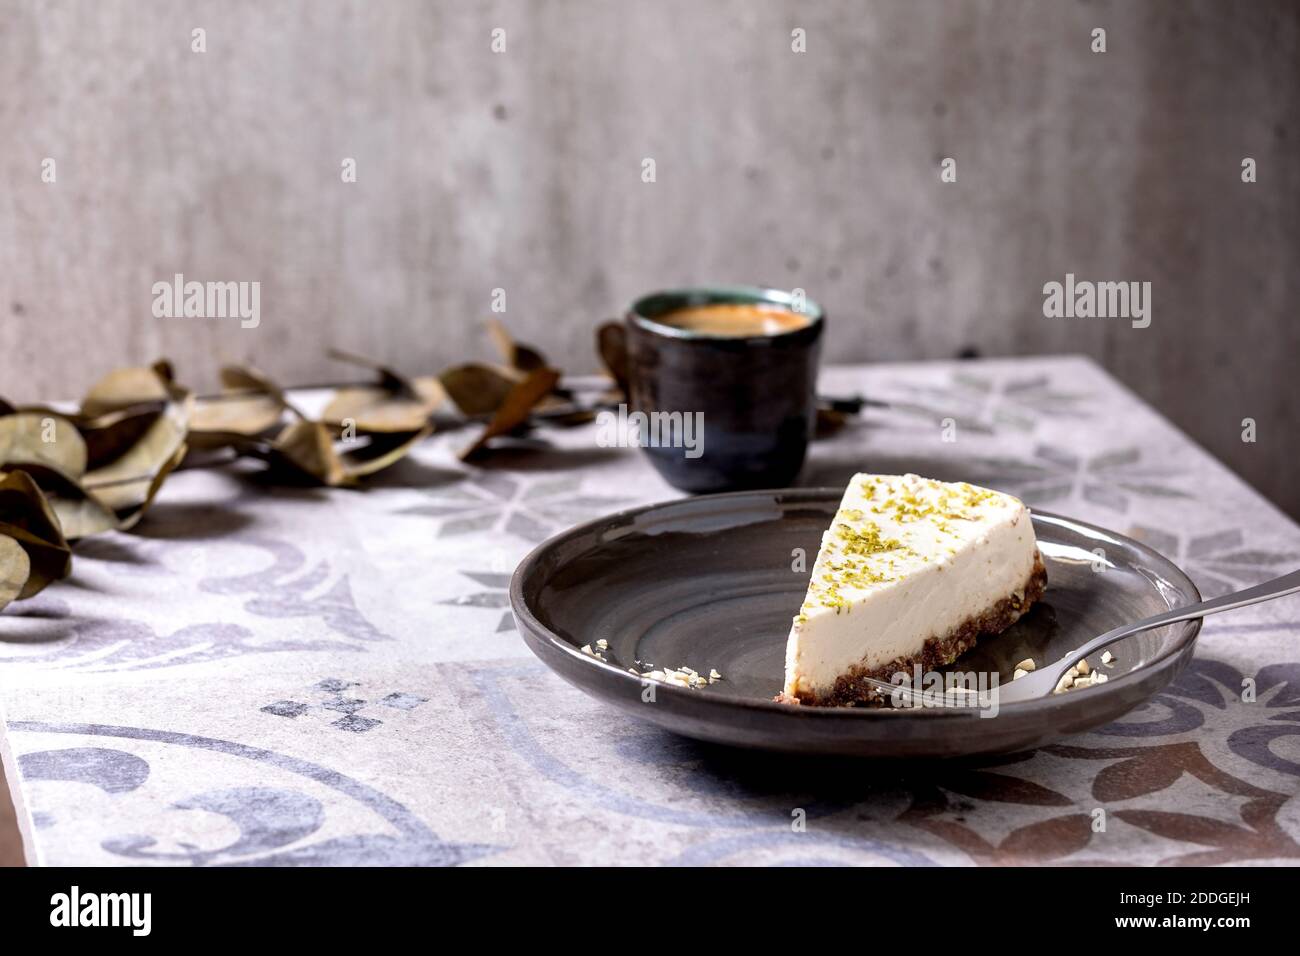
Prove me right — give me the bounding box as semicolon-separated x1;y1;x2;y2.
1;0;1296;514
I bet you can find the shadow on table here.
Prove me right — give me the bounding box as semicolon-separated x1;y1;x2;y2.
127;501;258;542
71;536;151;565
0;597;108;647
330;457;467;491
458;442;628;474
223;444;626;489
648;730;1026;789
624;727;1044;854
801;452;990;490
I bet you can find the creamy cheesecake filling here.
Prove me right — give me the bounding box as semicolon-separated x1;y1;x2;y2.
783;473;1043;705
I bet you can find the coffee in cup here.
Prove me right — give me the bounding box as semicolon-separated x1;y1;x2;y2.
603;287;825;493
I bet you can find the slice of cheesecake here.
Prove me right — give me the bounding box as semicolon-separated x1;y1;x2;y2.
782;473;1045;706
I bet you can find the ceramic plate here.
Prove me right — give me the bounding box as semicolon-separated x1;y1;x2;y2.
511;489;1202;757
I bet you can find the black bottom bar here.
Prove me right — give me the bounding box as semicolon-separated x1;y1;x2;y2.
0;865;1281;941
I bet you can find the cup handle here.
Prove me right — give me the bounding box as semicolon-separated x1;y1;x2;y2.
595;321;629;394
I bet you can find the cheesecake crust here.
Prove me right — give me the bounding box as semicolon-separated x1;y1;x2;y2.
782;550;1047;707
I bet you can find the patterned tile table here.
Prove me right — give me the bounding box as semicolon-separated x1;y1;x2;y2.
2;356;1298;866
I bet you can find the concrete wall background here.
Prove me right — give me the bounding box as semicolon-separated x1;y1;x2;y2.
1;0;1296;515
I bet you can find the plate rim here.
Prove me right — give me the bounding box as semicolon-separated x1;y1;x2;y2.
510;487;1204;719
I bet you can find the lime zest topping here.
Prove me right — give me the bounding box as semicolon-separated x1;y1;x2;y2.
801;476;1015;615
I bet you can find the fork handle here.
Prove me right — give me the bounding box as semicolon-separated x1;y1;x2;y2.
1050;567;1300;675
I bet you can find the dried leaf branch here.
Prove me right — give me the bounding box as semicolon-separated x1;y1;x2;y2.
461;368;560;460
0;319;572;609
322;349;447;435
0;469;72;600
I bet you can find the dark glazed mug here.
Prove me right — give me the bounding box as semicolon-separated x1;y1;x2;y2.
615;286;824;493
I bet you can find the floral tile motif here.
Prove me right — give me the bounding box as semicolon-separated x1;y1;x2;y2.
963;445;1190;513
889;658;1300;865
199;535;388;643
1125;526;1300;597
397;473;629;543
440;572;514;632
0;534;391;672
0;605;371;673
460;652;1300;866
877;370;1094;436
11;721;498;866
259;677;430;733
1097;659;1300;770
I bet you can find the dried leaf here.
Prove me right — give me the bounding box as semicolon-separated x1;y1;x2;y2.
14;463;120;540
220;364;279;396
268;419;432;486
596;322;629;394
320;351;448;435
0;412;88;478
440;363;520;417
324;383;445;434
0;469;72;598
461;368;561;460
83;443;187;531
77;408;164;469
80;361;176;418
533;400;597;427
325;348;413;395
257;353;439;485
268;420;351;487
220;365;303;419
49;492;121;540
81;399;190;530
487;319;548;373
122;442;187;530
340;426;433;477
190;392;284;448
0;534;30;610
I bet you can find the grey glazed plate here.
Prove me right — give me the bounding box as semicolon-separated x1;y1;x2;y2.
511;489;1203;758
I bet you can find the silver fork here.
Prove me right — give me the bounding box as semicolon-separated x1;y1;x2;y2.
863;568;1300;709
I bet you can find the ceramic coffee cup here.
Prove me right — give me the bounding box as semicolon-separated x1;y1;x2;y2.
604;286;824;493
